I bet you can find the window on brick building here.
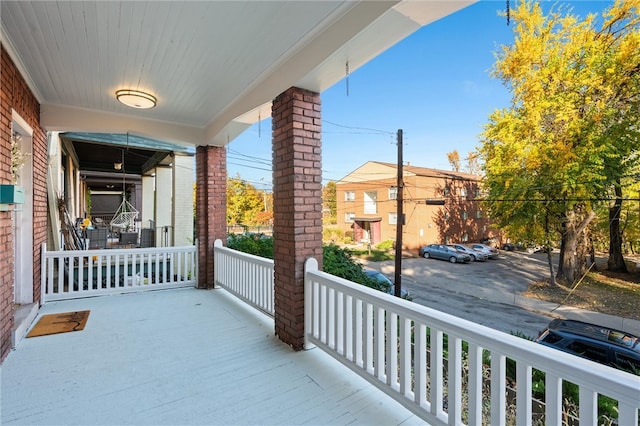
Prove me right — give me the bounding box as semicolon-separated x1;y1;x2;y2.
364;191;377;214
460;188;467;197
462;233;469;242
476;210;482;219
345;191;355;202
389;213;397;225
462;211;468;220
388;187;398;200
345;212;355;223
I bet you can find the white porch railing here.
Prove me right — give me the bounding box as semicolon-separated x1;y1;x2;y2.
304;258;640;426
213;239;274;316
41;243;197;302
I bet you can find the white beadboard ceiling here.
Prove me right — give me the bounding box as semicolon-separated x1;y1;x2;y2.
1;1;474;148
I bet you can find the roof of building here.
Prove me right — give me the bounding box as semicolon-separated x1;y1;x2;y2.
337;161;482;184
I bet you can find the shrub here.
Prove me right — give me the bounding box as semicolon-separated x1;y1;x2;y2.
341;231;354;244
322;227;344;243
226;233;274;259
225;236;391;294
376;239;395;251
322;244;387;292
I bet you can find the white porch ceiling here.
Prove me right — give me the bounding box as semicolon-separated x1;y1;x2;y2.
1;1;474;148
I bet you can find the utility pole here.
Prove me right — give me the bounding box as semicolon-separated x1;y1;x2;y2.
394;129;403;298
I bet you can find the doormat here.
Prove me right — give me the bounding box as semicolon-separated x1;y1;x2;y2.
26;310;90;338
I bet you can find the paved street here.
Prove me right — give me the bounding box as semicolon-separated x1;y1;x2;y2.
364;251;558;338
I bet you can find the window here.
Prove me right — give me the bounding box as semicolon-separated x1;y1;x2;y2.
344;191;355;202
476;210;482;219
443;186;450;196
364;191;377;214
462;211;468;220
615;354;640;373
388;187;398;200
444;212;450;221
388;213;397;225
460;188;467;197
345;212;355;223
566;341;608;364
462;233;468;242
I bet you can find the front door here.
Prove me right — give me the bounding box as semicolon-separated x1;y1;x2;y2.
12;115;34;305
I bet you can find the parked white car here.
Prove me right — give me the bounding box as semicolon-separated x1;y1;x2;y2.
467;243;499;259
447;244;488;261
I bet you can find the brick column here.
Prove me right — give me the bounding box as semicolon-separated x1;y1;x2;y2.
195;145;227;289
272;87;323;350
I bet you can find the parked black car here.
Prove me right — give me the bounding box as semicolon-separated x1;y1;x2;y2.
536;319;640;374
502;243;515;251
363;269;410;299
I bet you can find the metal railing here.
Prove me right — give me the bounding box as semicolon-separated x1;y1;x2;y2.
41;243;197;302
304;257;640;426
213;239;274;316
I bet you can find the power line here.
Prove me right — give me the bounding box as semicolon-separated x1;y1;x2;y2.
478;197;640;202
323;119;395;136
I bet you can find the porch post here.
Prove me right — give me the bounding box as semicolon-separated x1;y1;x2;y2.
195;145;227;289
172;153;195;247
155;166;172;245
272;87;323;350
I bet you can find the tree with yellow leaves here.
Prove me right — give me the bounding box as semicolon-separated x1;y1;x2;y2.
447;150;461;172
480;0;640;285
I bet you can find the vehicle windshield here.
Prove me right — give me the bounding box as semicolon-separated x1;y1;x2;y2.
365;270;391;285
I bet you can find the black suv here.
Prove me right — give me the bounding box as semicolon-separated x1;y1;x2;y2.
536;319;640;375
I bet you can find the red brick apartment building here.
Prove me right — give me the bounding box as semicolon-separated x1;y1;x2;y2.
336;161;498;250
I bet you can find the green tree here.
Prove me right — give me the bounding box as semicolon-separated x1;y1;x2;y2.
480;0;640;284
226;175;264;225
322;181;337;225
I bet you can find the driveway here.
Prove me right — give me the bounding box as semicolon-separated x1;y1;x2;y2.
364;251;557;338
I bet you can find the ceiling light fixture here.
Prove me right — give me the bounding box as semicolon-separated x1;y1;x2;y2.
116;89;157;109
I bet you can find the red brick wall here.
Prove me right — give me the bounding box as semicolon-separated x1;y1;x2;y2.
272;87;323;350
195;145;227;289
0;45;47;363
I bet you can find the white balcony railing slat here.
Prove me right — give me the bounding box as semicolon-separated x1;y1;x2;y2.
516;361;533;425
546;372;562;425
467;342;483;425
490;351;507;426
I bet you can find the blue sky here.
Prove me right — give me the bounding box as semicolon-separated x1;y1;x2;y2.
227;1;612;191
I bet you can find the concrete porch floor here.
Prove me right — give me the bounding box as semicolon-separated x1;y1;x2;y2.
2;288;427;425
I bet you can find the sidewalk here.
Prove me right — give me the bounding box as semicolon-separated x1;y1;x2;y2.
449;255;640;336
422;271;640;336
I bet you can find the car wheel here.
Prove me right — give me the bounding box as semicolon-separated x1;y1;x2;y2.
423;252;430;259
470;254;477;261
449;256;457;263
